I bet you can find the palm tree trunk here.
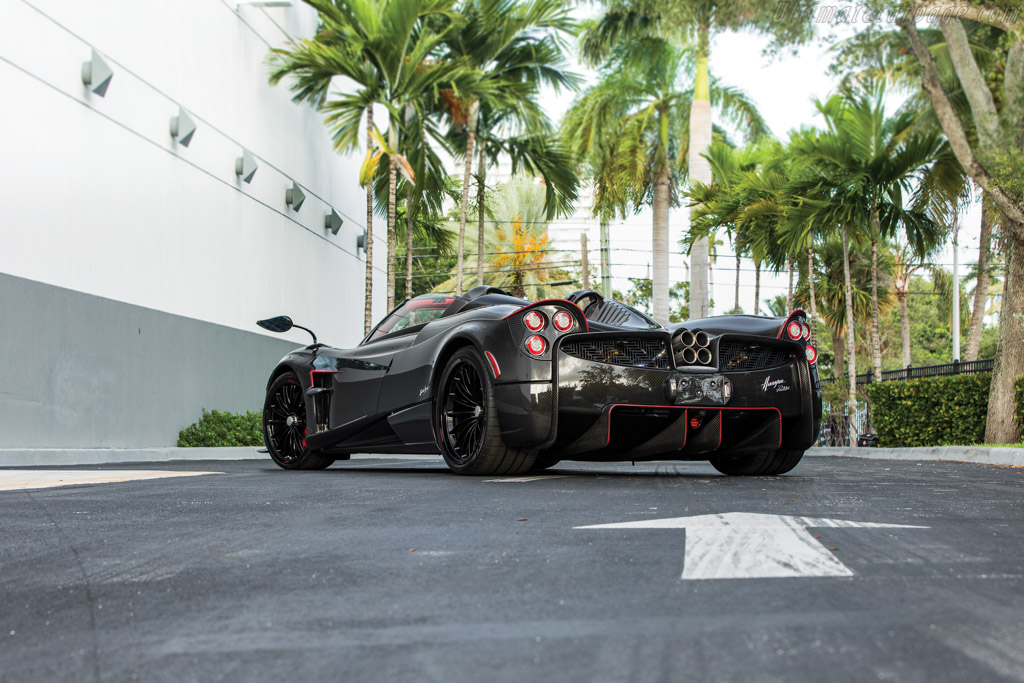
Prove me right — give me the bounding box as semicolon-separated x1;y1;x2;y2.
364;105;374;335
808;248;819;346
754;262;761;315
966;201;993;360
842;224;859;442
477;139;486;286
456;131;476;296
870;235;883;381
786;258;794;311
652;166;670;323
387;156;398;311
687;23;712;319
406;184;414;299
899;291;911;367
985;232;1024;443
832;327;846;378
733;252;741;313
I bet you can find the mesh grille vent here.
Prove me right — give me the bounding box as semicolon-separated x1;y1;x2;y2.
562;338;669;369
718;341;796;371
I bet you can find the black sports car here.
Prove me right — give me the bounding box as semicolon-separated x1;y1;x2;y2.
257;286;821;476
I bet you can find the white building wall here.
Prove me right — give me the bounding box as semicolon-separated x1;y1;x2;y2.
0;0;383;350
0;0;385;448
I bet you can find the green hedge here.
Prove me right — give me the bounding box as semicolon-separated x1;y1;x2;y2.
866;373;991;448
177;409;263;447
1017;375;1024;436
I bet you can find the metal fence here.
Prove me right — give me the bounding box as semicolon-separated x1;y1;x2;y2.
817;358;994;446
821;358;994;387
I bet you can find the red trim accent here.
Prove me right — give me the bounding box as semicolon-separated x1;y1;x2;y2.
310;369;345;387
502;299;590;332
484;351;501;378
604;404;783;449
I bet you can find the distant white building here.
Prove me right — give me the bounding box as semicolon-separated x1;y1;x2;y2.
0;1;378;449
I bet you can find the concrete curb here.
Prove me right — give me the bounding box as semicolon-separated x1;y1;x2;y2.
0;447;262;467
807;446;1024;467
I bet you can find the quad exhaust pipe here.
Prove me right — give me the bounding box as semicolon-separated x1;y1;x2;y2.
672;328;714;367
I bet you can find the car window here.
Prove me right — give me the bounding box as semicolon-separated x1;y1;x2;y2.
369;296;454;341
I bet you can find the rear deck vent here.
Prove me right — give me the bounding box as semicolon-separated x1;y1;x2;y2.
562;338;669;369
718;340;796;371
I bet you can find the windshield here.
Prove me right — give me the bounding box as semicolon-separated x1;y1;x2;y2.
369;295;456;341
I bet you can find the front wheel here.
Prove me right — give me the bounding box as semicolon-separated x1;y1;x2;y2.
710;449;805;476
435;348;535;475
263;372;335;470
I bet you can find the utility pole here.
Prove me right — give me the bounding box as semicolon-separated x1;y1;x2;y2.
952;222;960;362
600;219;611;298
581;233;590;290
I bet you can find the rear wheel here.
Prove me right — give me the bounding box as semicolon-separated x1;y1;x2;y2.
711;449;804;476
436;348;535;475
263;372;335;470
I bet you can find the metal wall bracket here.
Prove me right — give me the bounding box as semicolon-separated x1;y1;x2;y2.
324;209;343;235
169;107;197;147
81;49;113;97
285;182;306;211
235;149;257;183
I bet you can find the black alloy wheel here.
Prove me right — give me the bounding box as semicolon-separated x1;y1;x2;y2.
440;358;487;467
436;347;536;475
263;372;333;470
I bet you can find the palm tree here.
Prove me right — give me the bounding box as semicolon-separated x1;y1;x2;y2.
581;0;818;320
439;0;579;295
433;181;573;298
564;37;767;323
791;83;959;384
269;0;475;315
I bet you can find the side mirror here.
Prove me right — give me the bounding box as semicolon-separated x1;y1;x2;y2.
257;316;293;333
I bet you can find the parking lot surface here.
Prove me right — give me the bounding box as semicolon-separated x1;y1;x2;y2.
2;456;1023;682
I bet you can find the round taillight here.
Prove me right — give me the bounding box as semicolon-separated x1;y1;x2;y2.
805;345;817;363
552;311;573;332
524;310;546;331
526;335;547;356
787;321;802;340
801;322;811;340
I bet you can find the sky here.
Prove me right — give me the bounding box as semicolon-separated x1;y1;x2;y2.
544;9;984;320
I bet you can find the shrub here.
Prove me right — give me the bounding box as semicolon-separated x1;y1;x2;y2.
1016;375;1024;442
866;373;991;448
178;409;263;447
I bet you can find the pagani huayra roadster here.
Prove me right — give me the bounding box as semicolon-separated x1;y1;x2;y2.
257;286;821;476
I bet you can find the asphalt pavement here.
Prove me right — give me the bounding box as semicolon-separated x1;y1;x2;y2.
1;456;1023;683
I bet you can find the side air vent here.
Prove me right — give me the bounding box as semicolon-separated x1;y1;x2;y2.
584;300;633;326
718;340;798;371
562;337;669;369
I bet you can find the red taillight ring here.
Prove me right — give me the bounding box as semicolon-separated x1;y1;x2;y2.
801;322;810;340
787;321;802;340
524;310;546;331
526;335;547;356
553;311;573;332
805;345;817;364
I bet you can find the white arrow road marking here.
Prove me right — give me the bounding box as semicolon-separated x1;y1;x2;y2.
576;512;928;580
0;470;218;492
484;475;575;483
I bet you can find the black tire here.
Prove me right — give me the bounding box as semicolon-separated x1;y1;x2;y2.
530;454;562;471
263;372;335;471
711;449;805;476
435;347;536;475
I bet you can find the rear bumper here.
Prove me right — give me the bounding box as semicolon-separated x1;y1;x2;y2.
493;342;821;460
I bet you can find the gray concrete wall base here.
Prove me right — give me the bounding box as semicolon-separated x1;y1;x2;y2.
807;446;1024;467
0;448;263;467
